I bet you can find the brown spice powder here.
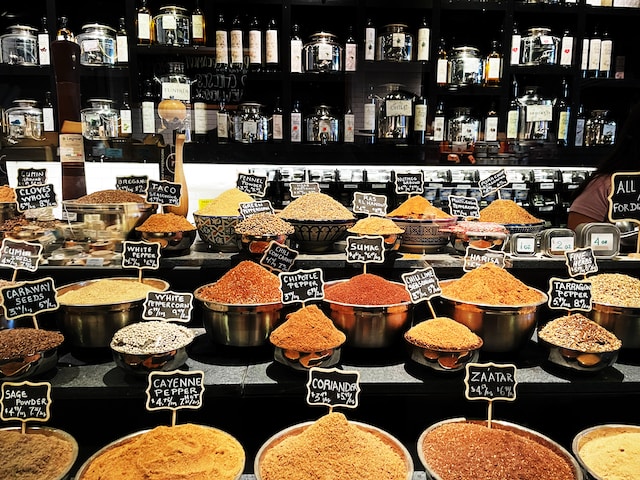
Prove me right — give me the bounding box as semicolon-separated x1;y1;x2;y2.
325;273;410;305
388;195;452;219
538;313;621;352
278;192;355;221
196;260;281;304
0;328;64;358
348;216;404;235
0;185;16;202
74;189;146;204
478;199;542;224
136;212;196;232
404;317;483;350
270;304;346;351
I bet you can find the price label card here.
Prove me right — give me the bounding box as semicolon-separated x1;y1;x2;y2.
0;238;43;272
0;277;58;320
15;184;57;212
146;370;205;412
306;367;360;409
143;290;193;322
237;173;267;198
239;200;274;219
122;241;161;270
590;232;615;251
290;182;320;198
464;363;517;402
402;267;441;304
345;236;385;264
352;192;388;216
1;381;51;422
17;168;47;187
478;169;509;197
448;195;480;219
395;172;424;195
260;241;298;273
547;277;592;312
279;268;324;305
146;179;182;206
565;247;598;277
116;175;149;195
463;247;507;272
608;172;640;222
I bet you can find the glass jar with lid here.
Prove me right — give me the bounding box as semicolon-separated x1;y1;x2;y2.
80;99;119;140
0;25;38;65
517;87;553;140
521;27;560;65
153;5;191;45
303;32;343;72
585;110;617;146
449;46;483;86
446;107;480;148
77;23;116;66
4;99;43;143
377;24;413;62
232;102;270;143
377;83;415;142
305;105;340;144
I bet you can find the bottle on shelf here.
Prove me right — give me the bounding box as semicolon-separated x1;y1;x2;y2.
215;13;229;72
484;102;499;143
116;17;129;65
265;18;279;72
556;78;571;147
345;25;357;72
506;78;520;141
56;16;74;42
432;100;446;143
363;84;377;143
230;15;244;71
249;16;263;72
344;104;355;143
599;29;613;78
416;17;430;62
192;0;206;46
435;37;449;86
290;100;302;143
574;104;586;147
483;40;502;86
141;79;156;135
587;26;602;78
37;17;51;65
290;23;303;73
119;91;132;138
510;22;521;66
580;36;590;78
272;97;283;142
413;87;428;145
217;99;229;143
136;0;152;45
193;90;208;141
560;28;574;67
364;18;376;61
42;91;55;132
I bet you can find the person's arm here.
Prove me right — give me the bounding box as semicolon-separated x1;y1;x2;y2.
567;211;601;231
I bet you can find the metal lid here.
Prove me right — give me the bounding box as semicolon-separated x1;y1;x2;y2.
5;25;37;35
309;31;337;40
159;5;188;13
81;23;116;33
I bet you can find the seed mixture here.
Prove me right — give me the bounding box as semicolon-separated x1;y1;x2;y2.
0;215;59;235
348;216;404;235
234;212;294;235
324;273;410;305
196;260;281;304
387;195;452;219
478;199;542;225
73;189;147;204
135;213;196;232
111;321;195;355
58;279;163;305
270;304;345;351
0;328;64;358
195;188;254;216
0;185;16;202
590;273;640;307
404;317;483;350
538;313;621;352
577;427;640;480
278;192;355;221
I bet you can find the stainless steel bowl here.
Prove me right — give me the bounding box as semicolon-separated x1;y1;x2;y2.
538;338;619;372
503;221;545;235
0;201;18;224
193;213;241;252
139;229;197;256
389;217;457;253
588;303;640;349
0;341;61;380
240;233;290;258
273;345;342;371
112;346;190;375
281;218;356;254
406;343;481;372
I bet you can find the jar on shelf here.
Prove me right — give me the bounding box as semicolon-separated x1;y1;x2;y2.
305;105;340;144
0;25;38;65
446;107;480;148
232;102;270;143
449;46;483;86
80;99;119;140
4;99;43;143
303;32;343;73
377;83;415;142
517;87;553;141
77;23;117;66
153;5;191;46
521;27;560;66
377;24;413;62
585;110;617;146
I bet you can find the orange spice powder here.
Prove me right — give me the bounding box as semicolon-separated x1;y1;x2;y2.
478;199;542;225
196;260;281;304
269;304;345;351
387;195;452;219
324;273;410;305
404;317;483;350
136;212;196;232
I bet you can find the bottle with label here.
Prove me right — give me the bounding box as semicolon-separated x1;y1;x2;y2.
560;28;574;67
363;84;377;142
192;90;208;140
272;97;283;142
249;16;262;72
506;78;520;141
265;18;279;71
599;29;613;78
364;18;376;61
435;37;449;86
290;23;303;73
290;100;302;143
141;79;156;134
510;22;521;66
413;87;428;145
345;26;357;72
230;15;244;71
344;104;355;143
580;37;590;78
483;40;502;86
192;0;206;46
484;102;499;143
42;91;55;132
56;16;74;42
119;91;132;137
215;13;229;71
217;99;229;143
116;17;129;64
417;17;430;62
136;0;152;45
587;26;601;78
37;17;51;65
432;101;446;143
574;104;586;147
556;78;571;146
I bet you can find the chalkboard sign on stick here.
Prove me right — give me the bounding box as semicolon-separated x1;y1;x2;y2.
464;362;517;402
260;241;298;272
116;175;149;195
17;168;47;187
463;246;507;271
15;184;57;212
146;370;205;412
0;277;58;320
352;192;388;216
279;268;324;305
547;277;592;312
306;367;360;409
0;238;43;272
290;182;320;198
478;169;509;197
1;381;52;422
608;172;640;223
122;241;161;270
239;200;274;218
146;179;182;206
237;173;267;197
143;290;193;322
448;195;480;219
565;247;598;277
402;267;441;304
395;172;424;195
345;235;385;264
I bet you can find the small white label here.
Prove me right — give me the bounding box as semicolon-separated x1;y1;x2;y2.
249;30;262;64
116;35;128;63
43;107;55;132
266;29;278;64
318;43;332;61
433;116;445;142
526;105;553;122
414;104;427;132
243;120;257;137
591;233;614;250
436;58;448;84
581;38;590;70
137;13;151;41
161;83;190;102
588;38;602;71
291;112;302;142
392;32;406;48
487;57;501;80
574;118;586;147
344;113;355;142
516;236;536;253
385;100;412;116
162;16;177;30
417;28;430;61
194;103;207;134
142;101;155;134
550;236;575;252
231;30;243;65
560;36;573;66
510;34;521;65
558;111;569;141
82;39;100;52
485;116;498;142
192;15;204;40
216;31;229;65
272;114;283;140
365;28;376;60
217;112;228;139
120;108;132;135
600;39;613;73
345;43;357;71
37;33;50;65
290;39;303;73
507;110;519;139
364;103;376;131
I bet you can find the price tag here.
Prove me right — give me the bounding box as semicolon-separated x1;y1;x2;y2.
547;277;592;312
260;241;298;272
1;381;51;422
290;182;320;198
448;195;480;219
15;184;57;212
565;247;598;277
550;236;575;253
17;168;47;187
463;246;507;272
464;363;517;402
306;367;360;409
0;238;43;272
352;192;388;216
238;200;274;219
122;241;161;270
237;173;267;197
143;290;193;322
345;236;385;264
608;172;640;222
146;370;205;412
146;179;182;206
478;169;509;197
279;268;324;305
590;232;615;251
401;267;441;304
116;175;149;195
395;172;424;195
0;277;58;320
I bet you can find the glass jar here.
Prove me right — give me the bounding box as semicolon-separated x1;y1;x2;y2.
517;87;553;140
449;46;483;86
447;107;480;146
377;24;413;62
4;99;43;143
377;83;415;142
521;27;560;66
77;23;116;66
585;110;617;146
232;102;270;143
303;32;343;72
153;5;191;46
305;105;340;144
0;25;38;65
81;99;119;140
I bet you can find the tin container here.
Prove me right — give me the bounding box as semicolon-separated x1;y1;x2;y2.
81;99;119;140
77;23;116;66
585;110;617;146
575;222;620;258
377;24;413;62
153;5;191;46
0;25;38;65
509;232;538;256
517;87;553;140
232;102;270;143
377;83;415;142
303;32;343;72
4;99;43;143
305;105;340;143
450;46;483;86
539;228;575;257
521;27;560;65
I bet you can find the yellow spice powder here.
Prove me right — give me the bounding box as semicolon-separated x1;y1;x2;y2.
58;279;163;305
404;317;483;350
578;430;640;480
388;195;451;219
196;188;254;216
348;216;404;235
479;199;542;225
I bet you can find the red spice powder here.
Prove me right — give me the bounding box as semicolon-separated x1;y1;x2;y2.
196;261;281;304
324;274;410;305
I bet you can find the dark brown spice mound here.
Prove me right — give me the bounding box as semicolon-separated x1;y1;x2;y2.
324;273;410;305
0;328;65;358
73;189;146;204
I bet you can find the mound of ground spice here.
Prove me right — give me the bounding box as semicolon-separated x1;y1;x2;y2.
478;199;542;225
0;185;16;202
58;279;164;305
270;304;346;351
259;412;408;480
577;426;640;480
0;328;64;358
538;313;621;353
195;188;254;216
278;192;355;221
404;317;483;350
590;273;640;307
234;212;294;235
79;423;245;480
387;195;452;219
348;216;404;235
440;263;544;306
324;273;410;305
196;260;281;304
73;189;147;204
135;212;196;232
421;420;576;480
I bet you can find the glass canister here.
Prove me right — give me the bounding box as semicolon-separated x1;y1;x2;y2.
585;110;617;146
377;83;415;142
303;32;343;72
232;102;270;143
0;25;38;65
521;27;560;65
377;24;413;62
517;87;553;140
81;99;119;140
449;46;483;86
4;99;43;143
153;5;191;46
77;23;117;66
447;107;480;146
305;105;340;144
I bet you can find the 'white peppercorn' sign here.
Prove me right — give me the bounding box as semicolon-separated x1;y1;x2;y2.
402;267;441;303
0;238;43;272
565;248;598;277
547;277;592;312
608;172;640;222
395;172;424;195
146;370;205;412
116;175;149;195
290;182;320;198
478;169;509;197
15;184;57;212
448;195;480;219
239;200;274;219
345;235;385;264
143;290;193;322
122;241;161;270
306;367;360;409
352;192;388;216
279;268;324;304
1;381;52;422
145;179;182;206
0;277;58;320
237;173;267;198
464;362;517;402
463;246;506;272
17;168;47;187
260;241;298;272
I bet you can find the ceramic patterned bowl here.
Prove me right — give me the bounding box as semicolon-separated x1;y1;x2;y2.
282;218;356;254
193;213;241;252
389;217;457;253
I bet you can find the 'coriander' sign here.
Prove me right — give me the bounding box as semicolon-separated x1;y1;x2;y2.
401;267;441;304
547;277;592;312
279;268;324;304
146;370;205;412
122;241;161;270
237;173;267;197
1;381;52;422
306;367;360;409
565;247;598;277
464;362;517;402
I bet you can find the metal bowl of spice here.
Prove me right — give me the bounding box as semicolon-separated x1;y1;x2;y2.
0;328;65;380
135;212;198;257
346;217;405;252
235;213;294;258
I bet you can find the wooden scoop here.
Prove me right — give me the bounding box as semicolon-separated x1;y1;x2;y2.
164;133;189;217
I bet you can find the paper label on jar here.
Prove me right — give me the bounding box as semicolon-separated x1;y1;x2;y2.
591;233;614;250
243;120;257;138
392;32;406;48
318;43;332;61
162;16;177;30
162;83;190;102
560;36;573;66
82;39;100;52
510;34;521;65
540;35;554;45
463;58;481;75
290;39;303;72
526;105;553;122
385;100;412;117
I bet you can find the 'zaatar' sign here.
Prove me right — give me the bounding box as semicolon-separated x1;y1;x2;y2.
464;363;517;402
306;367;360;409
402;267;441;303
143;290;193;322
1;381;52;422
146;370;205;411
279;268;324;304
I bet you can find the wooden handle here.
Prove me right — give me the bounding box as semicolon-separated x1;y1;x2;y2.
164;133;189;217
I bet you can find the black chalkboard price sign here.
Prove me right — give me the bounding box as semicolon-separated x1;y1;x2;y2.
401;267;441;304
306;367;360;409
260;241;298;272
478;169;509;197
122;241;161;270
608;171;640;222
116;175;149;195
145;370;205;412
395;172;424;195
17;168;47;187
290;182;320;198
143;290;193;322
0;238;43;272
464;362;517;402
1;381;52;422
15;184;57;212
239;200;274;219
547;277;592;312
345;235;385;264
565;247;598;278
463;246;507;272
0;277;58;320
448;195;480;219
352;192;388;216
145;179;182;206
237;173;268;198
279;268;324;304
